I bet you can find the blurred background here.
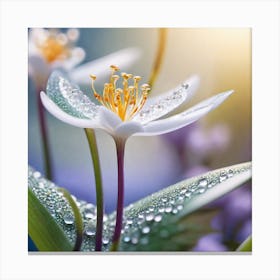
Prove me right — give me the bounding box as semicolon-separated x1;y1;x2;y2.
28;28;251;251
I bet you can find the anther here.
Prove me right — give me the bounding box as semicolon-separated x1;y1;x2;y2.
110;65;119;71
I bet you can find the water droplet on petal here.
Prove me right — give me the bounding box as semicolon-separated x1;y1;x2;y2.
194;186;207;194
198;178;208;187
228;169;234;177
219;172;228;182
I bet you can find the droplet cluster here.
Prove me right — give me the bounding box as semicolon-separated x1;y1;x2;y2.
28;167;109;251
59;77;98;119
134;83;189;124
28;163;250;251
28;168;77;245
118;166;246;250
46;72;97;120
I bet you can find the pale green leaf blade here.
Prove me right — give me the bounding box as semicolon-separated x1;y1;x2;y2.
115;162;251;251
28;162;251;252
28;188;72;251
236;235;252;252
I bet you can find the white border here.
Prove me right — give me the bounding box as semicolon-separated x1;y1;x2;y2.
0;1;279;280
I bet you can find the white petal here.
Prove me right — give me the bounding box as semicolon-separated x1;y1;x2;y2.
138;107;211;136
52;47;85;71
114;121;144;140
69;47;141;84
46;71;98;119
40;91;101;129
98;107;122;132
196;89;234;110
136;90;234;136
133;75;200;124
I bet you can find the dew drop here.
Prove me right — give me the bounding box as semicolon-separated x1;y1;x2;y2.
228;169;234;177
33;171;41;179
219;172;228;182
198;178;208;187
123;236;130;243
137;217;145;225
63;214;74;225
154;214;162;222
145;214;154;222
165;206;173;213
185;191;192;198
180;188;187;195
194;186;206;194
177;204;183;211
178;195;184;201
131;237;139;244
142;226;150;234
102;237;110;245
85;222;95;236
85;212;95;219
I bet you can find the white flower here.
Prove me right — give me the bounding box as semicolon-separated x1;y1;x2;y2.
28;28;141;89
40;66;234;141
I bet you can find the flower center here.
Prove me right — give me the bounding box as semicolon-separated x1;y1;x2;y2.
90;65;151;121
37;36;70;63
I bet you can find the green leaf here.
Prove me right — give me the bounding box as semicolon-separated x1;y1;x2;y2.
116;161;251;251
28;188;72;251
28;162;251;252
236;235;252;252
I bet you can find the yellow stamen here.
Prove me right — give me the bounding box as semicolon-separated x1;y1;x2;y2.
37;35;70;63
90;66;150;121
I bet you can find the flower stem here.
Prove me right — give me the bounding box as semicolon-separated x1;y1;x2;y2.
36;88;53;180
111;139;126;251
148;28;168;89
84;128;104;251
